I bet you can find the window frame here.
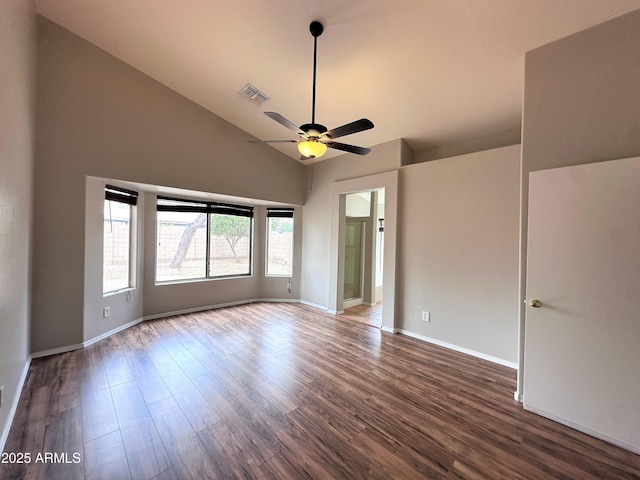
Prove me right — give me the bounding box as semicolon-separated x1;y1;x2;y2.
103;184;138;295
155;196;254;284
265;208;294;277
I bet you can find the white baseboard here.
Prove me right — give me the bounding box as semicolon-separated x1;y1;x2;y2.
83;317;145;348
32;299;304;359
299;300;329;311
0;358;31;454
143;297;301;321
397;329;518;370
31;317;145;359
380;325;398;334
31;343;84;359
260;298;300;304
524;404;640;455
343;298;362;309
143;299;252;321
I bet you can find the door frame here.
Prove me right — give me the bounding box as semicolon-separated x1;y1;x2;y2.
328;170;398;332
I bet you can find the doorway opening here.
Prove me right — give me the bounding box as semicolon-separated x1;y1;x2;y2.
340;190;384;327
328;170;397;332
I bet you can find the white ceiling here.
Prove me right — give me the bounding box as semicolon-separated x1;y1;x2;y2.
36;0;640;162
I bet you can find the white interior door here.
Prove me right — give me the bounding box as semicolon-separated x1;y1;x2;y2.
524;156;640;453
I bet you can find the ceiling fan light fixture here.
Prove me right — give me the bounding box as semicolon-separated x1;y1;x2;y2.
298;139;327;159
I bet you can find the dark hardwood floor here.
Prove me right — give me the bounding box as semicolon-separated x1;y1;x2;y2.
2;302;639;479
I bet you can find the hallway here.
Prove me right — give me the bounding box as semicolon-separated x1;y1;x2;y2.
339;303;382;328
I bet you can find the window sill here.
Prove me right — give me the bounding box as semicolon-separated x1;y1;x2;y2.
155;274;253;287
103;287;136;298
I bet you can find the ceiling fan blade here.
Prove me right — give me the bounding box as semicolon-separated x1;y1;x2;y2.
324;118;374;140
326;141;371;155
264;112;306;136
247;139;298;143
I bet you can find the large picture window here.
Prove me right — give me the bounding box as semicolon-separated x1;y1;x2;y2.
156;197;253;282
266;208;294;277
103;185;137;294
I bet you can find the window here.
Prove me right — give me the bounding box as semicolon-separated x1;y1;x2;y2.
103;185;137;294
156;199;207;282
156;197;253;282
209;212;252;277
266;208;294;277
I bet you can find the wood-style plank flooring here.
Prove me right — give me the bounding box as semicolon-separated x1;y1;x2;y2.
2;302;639;479
338;303;382;328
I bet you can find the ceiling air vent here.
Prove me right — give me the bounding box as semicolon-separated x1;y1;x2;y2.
238;83;270;106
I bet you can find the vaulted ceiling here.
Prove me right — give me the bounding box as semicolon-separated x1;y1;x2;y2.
36;0;640;161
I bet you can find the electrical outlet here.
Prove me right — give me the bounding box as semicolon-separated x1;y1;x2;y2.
103;307;111;318
422;311;430;322
287;282;292;292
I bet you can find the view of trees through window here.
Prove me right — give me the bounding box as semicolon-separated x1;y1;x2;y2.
156;199;252;282
156;211;207;282
210;214;251;277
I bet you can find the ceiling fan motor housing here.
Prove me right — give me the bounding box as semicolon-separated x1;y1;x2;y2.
300;123;327;137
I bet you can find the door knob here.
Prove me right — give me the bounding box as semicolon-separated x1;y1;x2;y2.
529;299;541;308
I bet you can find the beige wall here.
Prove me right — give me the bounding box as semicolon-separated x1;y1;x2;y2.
518;8;640;395
33;17;306;353
0;0;35;450
399;145;520;363
83;177;144;343
302;139;520;364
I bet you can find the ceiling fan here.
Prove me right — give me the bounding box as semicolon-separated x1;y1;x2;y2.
248;21;374;160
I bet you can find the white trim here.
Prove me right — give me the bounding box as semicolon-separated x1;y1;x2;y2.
32;317;144;358
397;329;518;369
83;317;144;348
31;299;304;359
524;404;640;455
514;390;523;402
31;343;84;359
143;298;302;322
259;298;300;304
343;298;363;309
143;300;250;321
0;358;31;454
328;170;399;332
380;325;398;334
299;300;329;311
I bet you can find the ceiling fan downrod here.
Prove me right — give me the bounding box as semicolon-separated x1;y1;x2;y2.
310;21;323;128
